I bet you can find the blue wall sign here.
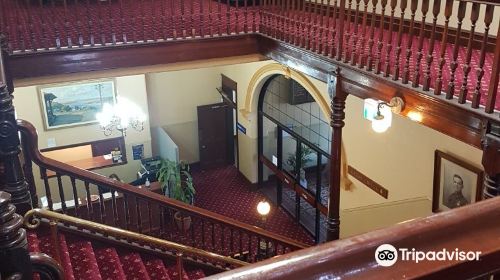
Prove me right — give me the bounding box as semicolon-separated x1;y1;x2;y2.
237;122;246;134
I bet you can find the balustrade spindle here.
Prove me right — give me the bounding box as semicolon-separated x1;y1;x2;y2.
402;0;418;84
447;1;466;98
159;0;166;40
284;0;291;43
336;0;346;61
311;0;319;51
180;0;186;38
434;0;453;94
422;0;441;90
350;0;361;65
123;194;130;229
471;4;493;108
305;0;312;49
374;0;387;74
244;0;248;34
201;220;206;249
320;0;328;54
343;0;353;62
458;3;479;104
271;0;277;39
70;177;79;217
56;174;67;214
148;201;153;233
485;24;500;113
170;0;176;39
140;0;146;41
62;0;72;48
300;0;307;48
365;0;379;70
200;0;205;37
98;185;106;224
208;0;213;36
290;0;297;44
276;0;282;40
135;197;142;232
190;217;196;246
252;0;257;33
130;0;138;42
40;167;53;210
190;0;196;37
392;0;407;80
383;0;397;76
159;207;165;237
84;181;92;219
211;222;215;250
38;0;49;49
218;0;223;36
150;0;156;41
25;0;36;51
329;0;339;58
236;0;240;34
322;0;332;56
239;231;244;257
226;0;231;35
51;0;62;48
97;0;105;45
357;0;370;66
13;0;25;51
75;0;84;46
111;191;119;226
412;0;429;87
109;0;117;44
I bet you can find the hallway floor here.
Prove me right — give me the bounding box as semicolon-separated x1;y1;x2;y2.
191;165;314;245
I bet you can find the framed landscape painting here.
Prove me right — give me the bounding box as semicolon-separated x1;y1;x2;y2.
432;150;484;213
38;80;116;130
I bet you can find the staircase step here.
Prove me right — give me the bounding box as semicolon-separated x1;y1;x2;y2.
186;269;206;280
37;232;76;280
165;264;190;280
143;257;172;280
119;252;151;280
65;235;103;280
94;247;128;280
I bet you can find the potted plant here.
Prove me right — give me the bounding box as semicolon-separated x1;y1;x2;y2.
157;159;196;232
286;146;313;175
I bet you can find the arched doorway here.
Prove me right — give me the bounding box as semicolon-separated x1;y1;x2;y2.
257;74;332;243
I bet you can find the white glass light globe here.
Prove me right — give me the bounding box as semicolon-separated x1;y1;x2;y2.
257;201;271;216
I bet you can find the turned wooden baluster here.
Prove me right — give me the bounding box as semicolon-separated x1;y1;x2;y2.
181;0;187;38
434;0;453;94
320;0;328;54
218;0;223;36
109;0;117;44
25;0;36;51
189;0;195;37
61;0;72;48
171;0;177;39
329;0;339;58
322;0;332;56
402;0;418;84
365;0;379;70
40;167;53;210
244;0;248;34
208;0;213;36
97;0;105;45
13;1;25;51
123;193;131;230
336;0;346;61
48;0;62;48
37;0;49;49
159;0;166;40
343;0;353;62
149;0;156;41
300;0;307;48
226;0;231;35
278;0;284;41
147;201;153;233
310;0;319;51
55;174;67;214
485;21;500;113
383;0;397;76
111;191;119;226
458;2;480;104
285;0;292;43
140;0;147;40
75;0;84;46
84;181;93;219
135;197;142;232
374;0;387;74
305;0;312;49
350;0;361;65
70;177;80;218
422;0;441;90
446;1;466;99
98;184;106;223
130;0;138;42
392;0;407;79
412;0;430;87
252;0;257;33
357;0;370;67
200;0;205;37
291;0;297;44
235;0;240;34
471;4;494;108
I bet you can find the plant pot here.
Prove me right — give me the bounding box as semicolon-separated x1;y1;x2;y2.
174;211;192;232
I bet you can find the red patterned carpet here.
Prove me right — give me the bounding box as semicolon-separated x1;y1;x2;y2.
27;229;207;280
192;165;315;245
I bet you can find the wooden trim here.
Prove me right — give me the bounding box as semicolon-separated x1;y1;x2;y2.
17;119;308;250
347;166;389;199
204;195;500;279
40;136;124;153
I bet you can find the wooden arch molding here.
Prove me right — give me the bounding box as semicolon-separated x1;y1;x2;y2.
243;63;352;191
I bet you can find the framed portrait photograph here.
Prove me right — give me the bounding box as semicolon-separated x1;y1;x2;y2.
432;150;484;213
38;79;116;130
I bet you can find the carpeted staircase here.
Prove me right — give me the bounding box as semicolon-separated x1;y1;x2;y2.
27;230;207;280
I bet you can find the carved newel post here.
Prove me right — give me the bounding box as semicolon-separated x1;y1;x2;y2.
326;68;348;242
0;191;32;280
0;36;32;215
481;122;500;199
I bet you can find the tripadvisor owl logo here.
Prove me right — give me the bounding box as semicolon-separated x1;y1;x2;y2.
375;244;398;267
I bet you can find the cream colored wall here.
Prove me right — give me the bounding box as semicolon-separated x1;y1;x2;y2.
14;75;153;202
146;59;272;181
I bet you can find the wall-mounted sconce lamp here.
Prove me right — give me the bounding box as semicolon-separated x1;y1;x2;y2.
371;97;405;133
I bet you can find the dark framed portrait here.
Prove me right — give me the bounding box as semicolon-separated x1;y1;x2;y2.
432;150;484;213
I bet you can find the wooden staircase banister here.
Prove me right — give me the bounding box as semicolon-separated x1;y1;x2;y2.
205;196;500;280
24;208;249;269
30;252;65;280
16;119;308;252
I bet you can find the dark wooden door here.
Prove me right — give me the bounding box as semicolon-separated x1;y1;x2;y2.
197;103;231;169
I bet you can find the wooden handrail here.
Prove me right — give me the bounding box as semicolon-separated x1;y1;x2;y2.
205;196;500;279
16;119;308;251
24;208;248;269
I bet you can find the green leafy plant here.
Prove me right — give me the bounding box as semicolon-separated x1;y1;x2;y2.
286;146;313;172
157;159;195;205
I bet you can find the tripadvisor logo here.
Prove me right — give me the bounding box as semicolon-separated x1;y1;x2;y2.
375;244;398;267
374;244;482;267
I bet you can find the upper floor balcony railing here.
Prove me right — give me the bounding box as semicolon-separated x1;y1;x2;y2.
0;0;498;114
